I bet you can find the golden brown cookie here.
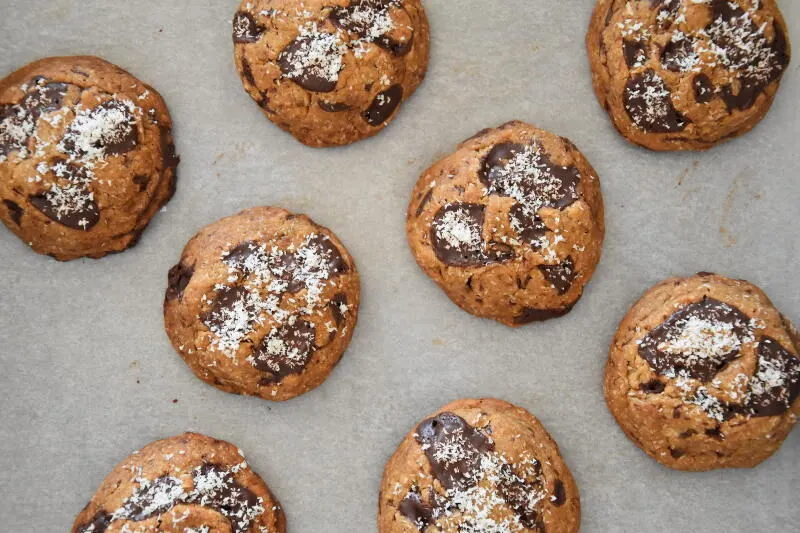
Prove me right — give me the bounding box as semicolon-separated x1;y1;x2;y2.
164;206;360;402
0;56;178;260
72;432;286;533
587;0;791;151
605;273;800;471
406;121;605;327
379;398;580;533
232;0;429;147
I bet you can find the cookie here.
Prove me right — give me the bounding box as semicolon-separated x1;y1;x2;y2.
72;432;286;533
0;56;178;260
379;398;580;533
232;0;429;147
606;273;800;471
406;121;605;327
587;0;791;151
164;206;360;402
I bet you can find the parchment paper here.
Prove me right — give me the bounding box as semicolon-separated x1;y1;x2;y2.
0;1;798;531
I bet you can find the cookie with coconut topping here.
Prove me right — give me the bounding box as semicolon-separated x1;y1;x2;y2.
0;56;178;260
587;0;791;150
232;0;429;147
606;273;800;471
406;121;605;327
164;206;359;401
72;432;286;533
379;398;580;533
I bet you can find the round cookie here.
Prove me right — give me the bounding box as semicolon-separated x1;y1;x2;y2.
606;273;800;471
406;121;605;327
587;0;791;151
232;0;429;147
164;206;360;402
72;432;286;533
379;398;580;533
0;56;178;260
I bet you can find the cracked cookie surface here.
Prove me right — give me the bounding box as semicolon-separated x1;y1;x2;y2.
72;432;286;533
379;398;580;533
164;206;360;401
0;56;178;260
406;121;604;327
587;0;791;150
232;0;429;147
605;272;800;470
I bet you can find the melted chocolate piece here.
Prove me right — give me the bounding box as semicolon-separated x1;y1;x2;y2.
415;412;494;490
331;0;412;56
1;80;68;157
187;464;263;533
253;320;317;382
319;100;352;112
399;490;436;530
118;476;184;520
240;55;257;87
414;188;434;217
746;338;800;417
3;200;22;225
278;35;342;92
362;85;403;126
661;35;697;72
651;0;680;29
497;462;544;531
693;74;715;103
624;70;687;133
640;379;665;394
290;234;348;289
538;257;576;295
203;285;252;331
75;511;111;533
638;298;751;382
133;174;149;191
232;11;265;43
167;262;194;300
160;126;180;172
623;40;648;69
29;163;100;230
431;203;511;267
509;203;548;249
514;305;573;324
223;241;261;269
330;294;348;327
552;479;566;506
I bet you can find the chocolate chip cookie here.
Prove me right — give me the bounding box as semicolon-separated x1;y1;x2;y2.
587;0;791;151
406;121;605;327
164;206;360;401
232;0;429;147
606;273;800;471
0;56;178;260
72;432;286;533
379;398;580;533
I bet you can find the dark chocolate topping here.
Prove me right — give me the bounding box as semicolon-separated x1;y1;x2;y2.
693;74;715;103
661;34;698;72
430;203;512;267
624;70;687;133
252;319;317;382
319;100;352;113
278;34;343;92
638;297;752;382
398;490;436;531
623;39;648;69
509;203;548;249
1;80;68;158
167;262;194;301
362;85;403;126
330;294;348;328
746;337;800;417
331;0;412;56
62;100;138;157
233;11;266;43
496;462;545;530
29;162;100;230
3;200;23;225
552;479;566;507
514;305;573;324
538;257;577;295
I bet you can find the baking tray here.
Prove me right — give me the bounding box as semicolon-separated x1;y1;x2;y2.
0;1;798;531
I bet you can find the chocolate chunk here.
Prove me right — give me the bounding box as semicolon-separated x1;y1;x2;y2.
624;70;687;133
431;203;511;267
538;257;576;295
623;40;648;69
233;11;265;43
278;34;343;92
638;297;752;382
746;337;800;417
3;200;23;225
252;320;317;382
414;187;434;217
223;241;261;269
239;55;257;87
23;80;68;115
159;126;180;171
640;379;665;394
76;511;112;533
514;306;573;324
166;262;194;300
552;479;567;506
1;80;68;159
203;285;253;332
651;0;680;29
693;74;715;103
705;427;724;440
399;490;436;531
62;100;138;157
133;174;149;191
330;294;348;327
661;35;697;72
509;203;548;249
330;0;412;56
319;100;352;112
497;462;545;530
363;85;403;126
670;448;686;459
117;476;183;520
29;162;100;230
415;412;494;490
